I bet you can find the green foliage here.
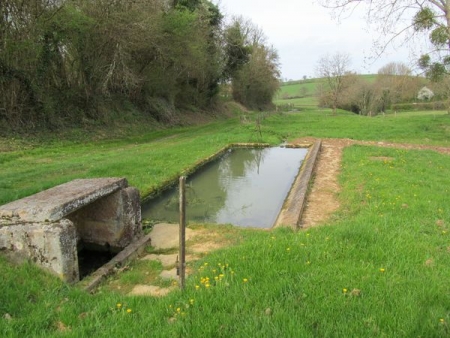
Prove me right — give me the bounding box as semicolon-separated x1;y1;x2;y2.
430;26;449;46
0;0;279;132
223;17;281;110
413;7;436;31
392;101;446;111
232;45;280;110
223;22;251;80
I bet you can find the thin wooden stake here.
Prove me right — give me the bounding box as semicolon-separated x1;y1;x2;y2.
179;176;186;290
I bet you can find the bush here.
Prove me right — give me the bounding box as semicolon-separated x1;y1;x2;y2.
391;101;447;111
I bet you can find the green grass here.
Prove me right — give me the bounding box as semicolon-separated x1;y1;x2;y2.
275;74;378;107
278;80;318;96
275;80;319;107
1;110;450;336
1;111;450;204
273;96;318;107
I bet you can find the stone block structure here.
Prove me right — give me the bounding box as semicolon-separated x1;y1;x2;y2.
0;178;142;283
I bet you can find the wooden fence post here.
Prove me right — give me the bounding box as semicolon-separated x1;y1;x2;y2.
179;176;186;290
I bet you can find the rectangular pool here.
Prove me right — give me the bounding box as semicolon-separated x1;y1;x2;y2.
141;147;308;228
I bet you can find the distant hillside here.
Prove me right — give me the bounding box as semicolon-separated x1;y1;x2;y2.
274;74;377;108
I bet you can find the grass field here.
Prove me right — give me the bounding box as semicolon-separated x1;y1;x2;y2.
1;110;450;337
275;79;319;107
274;74;378;108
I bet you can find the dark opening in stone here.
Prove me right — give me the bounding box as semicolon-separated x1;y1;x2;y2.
78;249;115;279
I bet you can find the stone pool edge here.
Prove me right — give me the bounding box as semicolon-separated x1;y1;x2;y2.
273;140;322;230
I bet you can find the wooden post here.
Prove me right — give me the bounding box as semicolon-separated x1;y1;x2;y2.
179;176;186;290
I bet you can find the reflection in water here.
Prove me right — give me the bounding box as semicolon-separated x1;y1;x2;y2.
141;147;308;228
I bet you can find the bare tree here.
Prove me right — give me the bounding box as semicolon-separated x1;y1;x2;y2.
375;62;421;106
318;0;450;77
316;52;352;115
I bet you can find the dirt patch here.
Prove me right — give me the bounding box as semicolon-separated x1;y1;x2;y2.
295;137;450;228
187;228;232;247
298;138;343;228
129;285;175;297
190;241;225;253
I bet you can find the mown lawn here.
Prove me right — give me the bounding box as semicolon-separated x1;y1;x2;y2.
0;110;449;337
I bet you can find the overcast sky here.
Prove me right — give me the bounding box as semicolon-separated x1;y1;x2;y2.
215;0;416;80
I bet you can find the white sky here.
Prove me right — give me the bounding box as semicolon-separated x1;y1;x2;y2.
215;0;418;80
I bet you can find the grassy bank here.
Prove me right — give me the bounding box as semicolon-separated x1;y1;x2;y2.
1;110;449;205
1;110;450;336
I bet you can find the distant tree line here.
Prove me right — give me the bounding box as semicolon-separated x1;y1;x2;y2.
0;0;280;131
316;53;447;115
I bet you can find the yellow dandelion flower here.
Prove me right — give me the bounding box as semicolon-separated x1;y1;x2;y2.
126;309;132;313
214;276;219;281
440;318;445;323
379;268;386;273
343;288;348;294
176;307;181;313
116;303;122;308
243;278;248;283
205;283;211;288
286;247;291;252
204;262;208;266
195;285;200;290
219;274;224;279
189;299;195;305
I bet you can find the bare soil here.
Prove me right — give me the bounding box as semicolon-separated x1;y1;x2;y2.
295;137;450;228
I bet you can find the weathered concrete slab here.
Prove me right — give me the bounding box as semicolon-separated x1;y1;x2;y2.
129;285;175;297
143;254;178;267
274;140;322;229
0;178;128;222
160;268;177;280
0;177;142;283
150;223;194;250
0;218;79;283
68;187;142;251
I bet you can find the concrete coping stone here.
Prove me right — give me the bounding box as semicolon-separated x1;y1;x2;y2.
0;178;128;222
273;140;322;229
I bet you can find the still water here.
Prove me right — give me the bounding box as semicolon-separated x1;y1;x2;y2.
141;147;308;228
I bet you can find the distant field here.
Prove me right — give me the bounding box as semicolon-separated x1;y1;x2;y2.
275;79;319;107
273;96;318;107
275;74;379;108
358;74;377;82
